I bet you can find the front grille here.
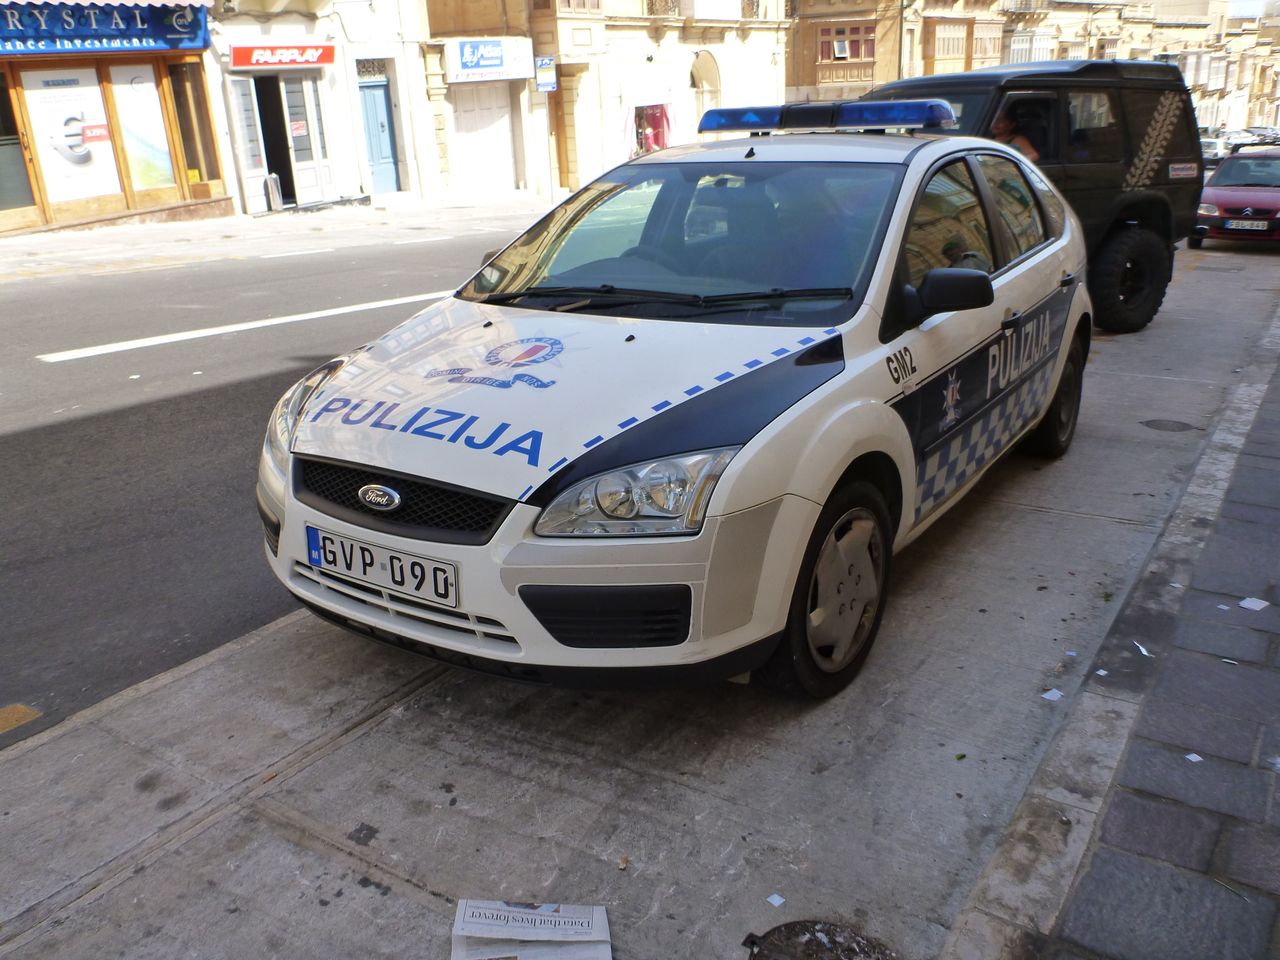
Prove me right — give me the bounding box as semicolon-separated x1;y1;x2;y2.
1224;207;1275;217
295;456;513;545
519;584;692;648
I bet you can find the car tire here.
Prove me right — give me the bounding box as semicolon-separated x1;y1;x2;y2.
1090;227;1171;333
1187;236;1203;249
756;480;892;699
1024;336;1084;459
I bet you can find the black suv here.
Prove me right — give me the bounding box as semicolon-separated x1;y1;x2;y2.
862;60;1202;333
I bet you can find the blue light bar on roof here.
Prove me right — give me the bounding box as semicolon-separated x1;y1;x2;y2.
698;98;956;134
697;106;784;133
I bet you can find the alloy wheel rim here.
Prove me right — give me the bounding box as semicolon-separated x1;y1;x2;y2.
805;507;885;674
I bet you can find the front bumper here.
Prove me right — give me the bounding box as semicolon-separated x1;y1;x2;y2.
257;451;818;680
1195;215;1280;242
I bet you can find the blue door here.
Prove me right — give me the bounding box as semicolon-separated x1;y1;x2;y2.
359;82;400;193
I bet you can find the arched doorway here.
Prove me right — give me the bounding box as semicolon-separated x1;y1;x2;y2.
691;50;721;129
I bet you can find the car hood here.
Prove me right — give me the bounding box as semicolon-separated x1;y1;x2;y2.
292;297;838;501
1202;184;1280;209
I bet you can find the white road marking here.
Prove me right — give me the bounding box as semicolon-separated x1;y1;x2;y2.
394;236;454;245
36;291;455;363
260;248;335;259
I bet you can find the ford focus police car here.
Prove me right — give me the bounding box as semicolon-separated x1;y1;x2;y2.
256;100;1091;699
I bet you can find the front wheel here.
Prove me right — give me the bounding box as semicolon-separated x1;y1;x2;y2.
1090;228;1170;333
1024;337;1084;459
757;481;892;699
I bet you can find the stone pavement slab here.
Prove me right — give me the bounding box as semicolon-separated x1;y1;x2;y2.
1098;790;1221;871
1058;847;1276;960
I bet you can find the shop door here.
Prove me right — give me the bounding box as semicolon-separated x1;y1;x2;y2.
278;75;329;205
230;73;331;211
359;81;399;193
0;65;42;232
447;82;515;192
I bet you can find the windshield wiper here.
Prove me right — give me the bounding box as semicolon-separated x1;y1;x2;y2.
476;285;702;306
697;287;854;305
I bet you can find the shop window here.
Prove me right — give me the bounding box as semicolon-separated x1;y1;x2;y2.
168;62;221;186
0;70;36;212
635;104;668;154
109;64;176;192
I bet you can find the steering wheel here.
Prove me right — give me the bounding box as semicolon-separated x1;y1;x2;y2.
620;244;683;273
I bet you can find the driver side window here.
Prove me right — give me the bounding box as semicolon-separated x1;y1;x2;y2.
903;160;995;289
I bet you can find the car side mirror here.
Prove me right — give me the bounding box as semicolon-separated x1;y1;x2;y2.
915;268;994;321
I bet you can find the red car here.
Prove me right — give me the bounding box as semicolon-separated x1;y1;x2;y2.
1191;147;1280;248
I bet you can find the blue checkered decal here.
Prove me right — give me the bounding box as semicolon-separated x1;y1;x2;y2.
914;361;1056;521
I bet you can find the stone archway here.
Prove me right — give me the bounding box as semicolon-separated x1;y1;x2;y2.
691;49;722;126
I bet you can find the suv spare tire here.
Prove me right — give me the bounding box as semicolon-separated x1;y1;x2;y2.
1090;227;1170;333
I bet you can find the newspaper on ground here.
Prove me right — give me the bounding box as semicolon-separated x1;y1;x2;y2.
451;900;611;960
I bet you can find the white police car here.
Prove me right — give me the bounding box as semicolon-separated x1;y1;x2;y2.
257;100;1091;698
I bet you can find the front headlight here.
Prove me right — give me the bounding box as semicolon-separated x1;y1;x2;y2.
534;447;740;537
1198;203;1219;216
264;358;348;475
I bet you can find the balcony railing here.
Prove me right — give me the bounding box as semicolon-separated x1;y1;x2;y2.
1001;0;1049;11
647;0;679;14
743;0;760;17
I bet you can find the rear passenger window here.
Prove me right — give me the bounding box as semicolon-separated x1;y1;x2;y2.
1020;163;1065;238
1121;89;1197;160
902;160;995;289
1066;90;1122;163
976;155;1047;262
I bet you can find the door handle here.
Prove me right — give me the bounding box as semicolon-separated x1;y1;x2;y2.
1001;311;1022;332
1060;272;1076;288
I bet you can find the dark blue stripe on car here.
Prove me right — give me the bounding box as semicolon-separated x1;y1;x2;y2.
526;335;846;508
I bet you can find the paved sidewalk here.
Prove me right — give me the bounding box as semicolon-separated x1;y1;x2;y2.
943;303;1280;960
1049;362;1280;959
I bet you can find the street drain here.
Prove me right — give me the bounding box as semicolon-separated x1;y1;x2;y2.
1141;419;1198;432
743;921;898;959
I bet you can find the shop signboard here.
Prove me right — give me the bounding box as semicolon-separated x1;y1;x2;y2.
535;55;556;94
230;45;335;69
444;36;534;85
0;4;209;55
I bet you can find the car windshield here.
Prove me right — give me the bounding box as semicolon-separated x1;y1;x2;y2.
1210;156;1280;187
457;160;904;327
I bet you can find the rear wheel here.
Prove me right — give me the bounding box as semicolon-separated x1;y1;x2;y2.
1090;227;1170;333
1024;337;1084;459
757;481;891;699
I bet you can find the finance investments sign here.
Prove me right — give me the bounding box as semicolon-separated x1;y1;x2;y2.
443;36;534;85
0;4;209;55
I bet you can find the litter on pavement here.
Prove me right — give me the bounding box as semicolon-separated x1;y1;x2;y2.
1041;689;1064;701
1132;641;1153;657
1239;597;1271;611
451;900;611;960
767;893;786;907
1095;669;1109;677
1185;753;1204;763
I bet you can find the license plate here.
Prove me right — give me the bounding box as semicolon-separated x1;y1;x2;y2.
305;526;458;608
1225;219;1270;230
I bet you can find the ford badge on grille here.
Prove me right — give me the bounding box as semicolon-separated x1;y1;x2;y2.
358;484;402;511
